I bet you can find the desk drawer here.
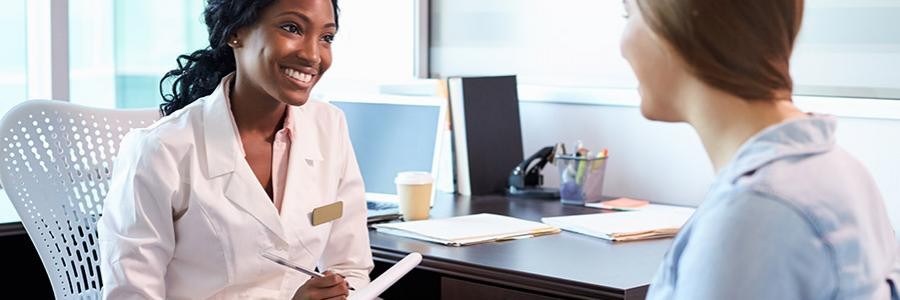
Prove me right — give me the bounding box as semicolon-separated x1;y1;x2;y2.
441;277;562;300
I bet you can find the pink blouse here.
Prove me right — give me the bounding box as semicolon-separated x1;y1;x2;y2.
224;79;293;214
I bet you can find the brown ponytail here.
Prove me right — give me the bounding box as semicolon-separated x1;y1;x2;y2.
637;0;804;101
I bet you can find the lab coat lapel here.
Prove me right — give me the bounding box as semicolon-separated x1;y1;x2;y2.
202;77;289;244
281;105;325;232
223;167;288;244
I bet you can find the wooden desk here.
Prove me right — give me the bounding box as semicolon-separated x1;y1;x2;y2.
369;194;673;300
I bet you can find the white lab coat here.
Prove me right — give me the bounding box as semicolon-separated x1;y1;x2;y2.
98;75;373;299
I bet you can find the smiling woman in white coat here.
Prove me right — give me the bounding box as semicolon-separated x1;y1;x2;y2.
97;0;373;299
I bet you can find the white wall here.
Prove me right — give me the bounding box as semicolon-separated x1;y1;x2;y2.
519;101;900;238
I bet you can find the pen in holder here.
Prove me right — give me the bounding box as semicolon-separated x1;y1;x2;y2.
556;154;608;205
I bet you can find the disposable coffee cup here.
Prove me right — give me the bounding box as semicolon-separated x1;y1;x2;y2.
394;172;433;221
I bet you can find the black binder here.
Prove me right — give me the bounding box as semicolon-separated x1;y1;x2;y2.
448;75;524;195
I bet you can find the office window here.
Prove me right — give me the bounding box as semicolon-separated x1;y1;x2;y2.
68;0;417;109
0;0;27;223
431;0;900;100
319;0;417;86
69;0;206;109
0;0;28;116
792;0;900;99
431;0;635;89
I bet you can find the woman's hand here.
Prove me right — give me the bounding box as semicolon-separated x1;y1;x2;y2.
293;271;351;300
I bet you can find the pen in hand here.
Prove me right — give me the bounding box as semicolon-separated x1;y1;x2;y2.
260;251;355;291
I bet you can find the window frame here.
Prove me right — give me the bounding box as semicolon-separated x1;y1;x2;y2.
24;0;900;120
30;0;430;103
426;0;900;119
27;0;68;101
517;85;900;121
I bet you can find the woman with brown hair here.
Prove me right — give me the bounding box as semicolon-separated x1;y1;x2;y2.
618;0;900;298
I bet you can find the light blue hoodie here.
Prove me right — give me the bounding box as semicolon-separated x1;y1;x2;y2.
647;114;900;299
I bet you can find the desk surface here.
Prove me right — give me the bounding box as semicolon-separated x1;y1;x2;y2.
368;194;673;299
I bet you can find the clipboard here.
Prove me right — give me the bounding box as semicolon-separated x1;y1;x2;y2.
349;252;422;300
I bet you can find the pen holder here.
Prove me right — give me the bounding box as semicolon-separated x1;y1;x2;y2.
556;154;608;205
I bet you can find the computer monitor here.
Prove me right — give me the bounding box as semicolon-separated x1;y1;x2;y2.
327;95;446;203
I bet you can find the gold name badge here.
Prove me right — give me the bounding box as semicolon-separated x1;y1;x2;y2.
311;201;343;226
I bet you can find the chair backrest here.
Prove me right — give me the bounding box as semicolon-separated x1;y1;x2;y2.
0;100;158;299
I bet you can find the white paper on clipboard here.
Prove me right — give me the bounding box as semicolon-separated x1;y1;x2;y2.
349;252;422;300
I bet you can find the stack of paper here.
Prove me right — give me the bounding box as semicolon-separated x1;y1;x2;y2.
373;213;560;246
541;208;694;242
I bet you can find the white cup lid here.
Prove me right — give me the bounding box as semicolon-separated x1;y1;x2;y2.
394;171;433;185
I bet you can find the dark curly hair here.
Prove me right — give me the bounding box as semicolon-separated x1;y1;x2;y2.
159;0;340;116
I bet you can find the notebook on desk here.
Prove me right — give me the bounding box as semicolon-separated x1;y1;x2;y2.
542;206;694;242
327;95;447;224
373;213;560;246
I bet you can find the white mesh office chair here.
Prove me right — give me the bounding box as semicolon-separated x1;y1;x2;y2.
0;100;158;299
